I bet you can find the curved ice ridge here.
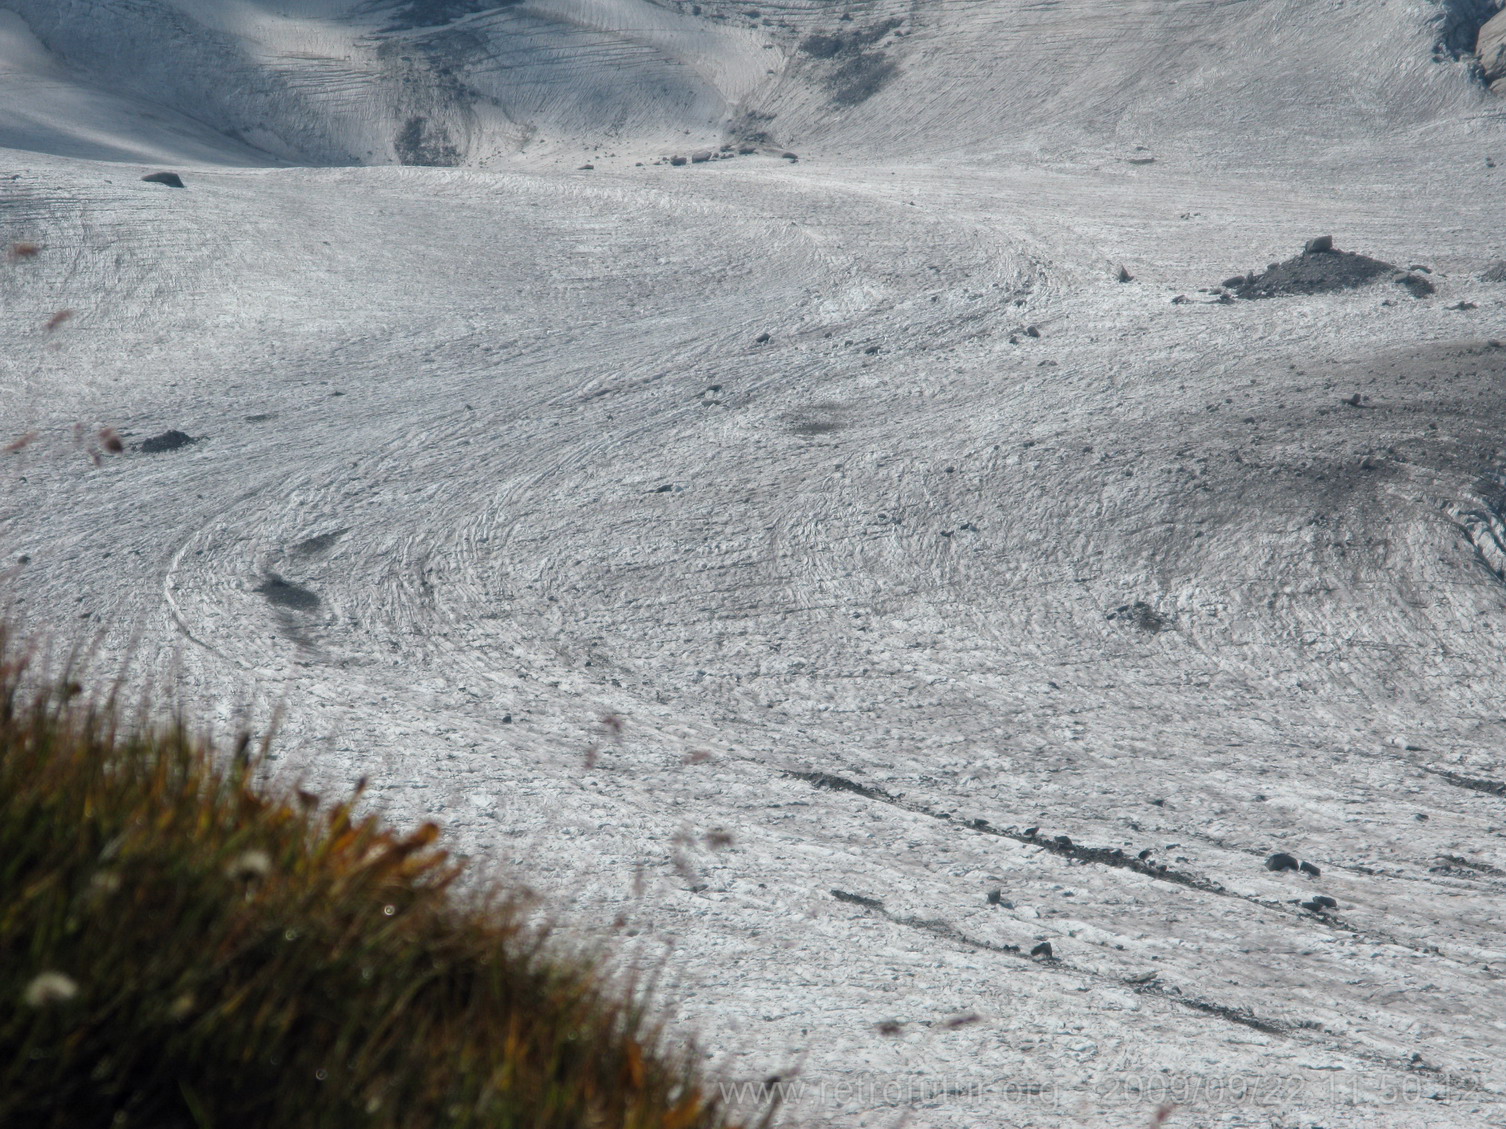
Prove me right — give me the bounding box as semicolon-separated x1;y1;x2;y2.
1450;469;1506;579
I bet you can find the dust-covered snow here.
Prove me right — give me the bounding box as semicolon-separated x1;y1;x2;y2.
3;2;1506;1126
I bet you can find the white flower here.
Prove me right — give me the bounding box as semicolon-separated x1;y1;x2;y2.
225;849;273;882
23;972;79;1007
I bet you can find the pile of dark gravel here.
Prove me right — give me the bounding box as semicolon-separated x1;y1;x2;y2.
1221;238;1432;300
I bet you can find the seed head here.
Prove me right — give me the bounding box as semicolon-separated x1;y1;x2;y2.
24;972;79;1007
225;849;273;882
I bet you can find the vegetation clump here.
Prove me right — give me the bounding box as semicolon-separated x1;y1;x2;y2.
0;629;753;1129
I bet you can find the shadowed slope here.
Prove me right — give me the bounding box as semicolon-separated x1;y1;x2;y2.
0;0;1497;167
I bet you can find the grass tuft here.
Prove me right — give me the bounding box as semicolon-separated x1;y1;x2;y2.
0;627;762;1129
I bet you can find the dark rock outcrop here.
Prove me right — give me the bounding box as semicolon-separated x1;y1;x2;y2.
1479;9;1506;92
138;429;197;453
1395;272;1435;299
394;117;460;167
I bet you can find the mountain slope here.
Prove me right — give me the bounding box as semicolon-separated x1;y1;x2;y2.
2;0;1500;167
